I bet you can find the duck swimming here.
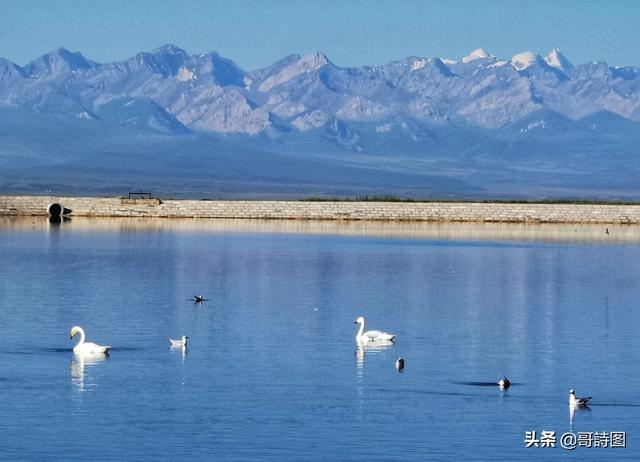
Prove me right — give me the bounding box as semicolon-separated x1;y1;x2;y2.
498;376;510;390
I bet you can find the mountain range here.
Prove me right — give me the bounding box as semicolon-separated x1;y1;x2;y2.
1;45;640;199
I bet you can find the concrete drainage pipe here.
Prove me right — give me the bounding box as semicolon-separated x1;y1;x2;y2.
47;203;72;217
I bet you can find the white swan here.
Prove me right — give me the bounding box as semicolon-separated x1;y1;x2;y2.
354;316;396;344
569;389;591;407
167;336;189;347
70;326;110;355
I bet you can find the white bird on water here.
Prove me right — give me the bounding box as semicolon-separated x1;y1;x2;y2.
498;376;511;390
69;326;111;355
569;389;591;407
167;336;189;348
354;316;396;344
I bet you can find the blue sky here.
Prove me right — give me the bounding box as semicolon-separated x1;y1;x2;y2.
1;0;638;69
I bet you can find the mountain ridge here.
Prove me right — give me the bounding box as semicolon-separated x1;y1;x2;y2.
2;46;640;199
1;45;639;138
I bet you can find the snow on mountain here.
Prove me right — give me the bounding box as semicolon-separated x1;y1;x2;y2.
510;51;537;71
411;58;428;71
462;48;490;63
544;48;573;73
489;60;509;68
1;45;640;142
177;67;196;81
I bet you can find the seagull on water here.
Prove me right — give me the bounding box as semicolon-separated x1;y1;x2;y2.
569;389;591;407
167;336;189;348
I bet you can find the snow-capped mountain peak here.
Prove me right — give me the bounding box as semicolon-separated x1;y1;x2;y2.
511;51;537;71
152;44;187;55
410;58;428;71
462;48;490;63
544;48;573;72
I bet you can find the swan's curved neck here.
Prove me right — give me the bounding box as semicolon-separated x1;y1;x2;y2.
356;321;364;340
75;328;86;348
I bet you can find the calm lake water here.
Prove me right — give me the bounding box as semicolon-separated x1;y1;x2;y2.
1;217;639;461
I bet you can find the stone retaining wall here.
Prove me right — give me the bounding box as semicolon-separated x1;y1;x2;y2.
1;195;640;224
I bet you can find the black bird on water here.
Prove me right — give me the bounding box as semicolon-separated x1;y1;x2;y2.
193;295;206;303
605;228;610;235
395;358;405;371
498;376;511;390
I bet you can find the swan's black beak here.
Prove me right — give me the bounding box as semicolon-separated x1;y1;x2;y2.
353;321;358;324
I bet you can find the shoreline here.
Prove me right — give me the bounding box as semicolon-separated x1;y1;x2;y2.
3;216;638;243
2;194;640;224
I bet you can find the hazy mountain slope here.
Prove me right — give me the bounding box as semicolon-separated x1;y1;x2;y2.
0;108;480;198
